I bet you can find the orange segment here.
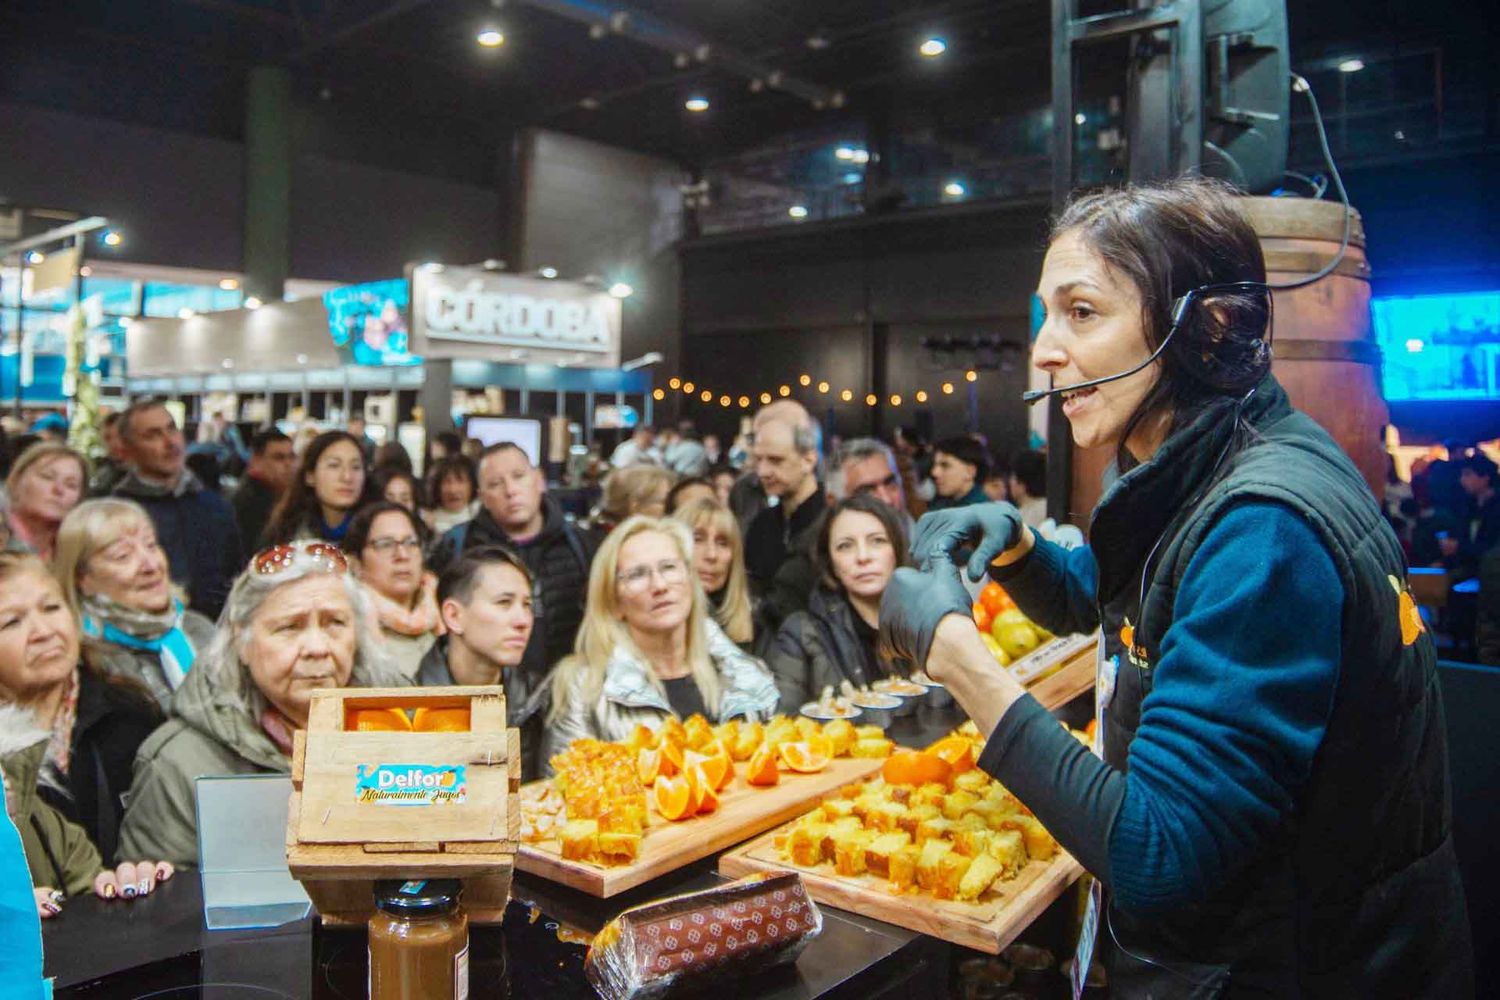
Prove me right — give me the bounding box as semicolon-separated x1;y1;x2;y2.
659;738;685;777
411;707;470;732
730;722;763;761
746;744;780;786
777;741;831;774
626;723;658;752
347;707;412;732
696;780;721;815
881;749;954;787
658;717;688;749
684;714;715;750
682;764;706;813
637;746;662;785
652;774;693;821
685;749;730;792
928;736;976;775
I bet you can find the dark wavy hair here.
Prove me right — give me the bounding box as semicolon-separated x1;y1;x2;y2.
813;493;913;594
1051;177;1272;470
263;431;373;545
341;500;427;562
425;455;477;510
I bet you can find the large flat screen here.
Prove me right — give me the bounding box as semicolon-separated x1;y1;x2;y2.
464;416;543;465
1373;291;1500;402
324;279;419;367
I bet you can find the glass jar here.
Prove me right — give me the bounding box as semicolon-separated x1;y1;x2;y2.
368;879;469;1000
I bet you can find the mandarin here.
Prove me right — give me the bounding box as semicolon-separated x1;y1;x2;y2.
778;741;831;774
882;749;954;787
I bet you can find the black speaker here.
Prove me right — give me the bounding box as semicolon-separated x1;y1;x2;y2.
1201;0;1290;193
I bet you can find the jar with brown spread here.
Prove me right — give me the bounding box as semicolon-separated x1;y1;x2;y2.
369;879;469;1000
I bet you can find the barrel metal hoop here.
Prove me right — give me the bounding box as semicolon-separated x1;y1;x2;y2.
1273;340;1383;366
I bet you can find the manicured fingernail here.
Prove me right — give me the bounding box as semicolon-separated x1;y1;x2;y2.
43;902;60;914
103;883;116;899
121;885;136;899
156;864;172;880
137;879;151;895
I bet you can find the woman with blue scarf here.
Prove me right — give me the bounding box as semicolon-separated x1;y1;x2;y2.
55;500;215;712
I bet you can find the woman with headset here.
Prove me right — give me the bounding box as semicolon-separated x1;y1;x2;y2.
881;178;1470;996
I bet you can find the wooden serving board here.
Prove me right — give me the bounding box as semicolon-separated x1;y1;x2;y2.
719;825;1083;955
516;756;883;897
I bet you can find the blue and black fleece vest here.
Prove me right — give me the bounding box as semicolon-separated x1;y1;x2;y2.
1089;376;1471;998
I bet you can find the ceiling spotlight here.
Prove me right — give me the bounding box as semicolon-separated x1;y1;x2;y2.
477;28;505;47
674;53;691;69
219;278;239;291
608;282;634;299
178;308;195;319
101;230;123;247
943;181;967;198
805;33;830;51
579;96;601;110
669;377;682;389
296;353;309;365
738;395;750;408
684;96;710;112
830;91;846;109
788;205;809;219
1337;58;1365;73
79;265;92;277
23;250;44;265
682;381;695;393
890;394;902;407
719;395;731;407
244;296;263;310
749;78;765;93
538;267;558;279
919;37;947;58
1074;112;1087;125
588;22;608;40
799;374;811;386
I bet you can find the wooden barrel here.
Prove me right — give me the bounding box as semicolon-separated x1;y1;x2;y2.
1065;196;1386;524
1240;196;1387;499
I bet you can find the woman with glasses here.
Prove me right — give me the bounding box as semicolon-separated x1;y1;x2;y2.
343;502;440;680
543;516;777;766
53;499;217;713
117;541;408;867
261;431;371;546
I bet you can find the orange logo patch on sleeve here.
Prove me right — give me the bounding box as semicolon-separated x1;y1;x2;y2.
1389;575;1426;646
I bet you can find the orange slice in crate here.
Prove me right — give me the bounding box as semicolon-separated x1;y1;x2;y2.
927;736;976;775
746;744;780;786
653;774;693;821
412;707;470;732
881;749;953;787
347;707;412;732
777;741;830;774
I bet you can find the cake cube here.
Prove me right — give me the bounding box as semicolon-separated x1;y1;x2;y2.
998;814;1057;860
855;724;885;740
917;816;957;844
933;851;974;900
951;826;993;858
888;844;922;892
820;798;857;822
868;801;907;833
916;839;954;891
864;831;912;877
851;738;895;759
941;790;980;820
787;821;830;867
987;828;1027;875
954;770;991;795
597;831;641;863
957;852;1005;901
834;830;877;877
897;803;940;837
559;819;599;862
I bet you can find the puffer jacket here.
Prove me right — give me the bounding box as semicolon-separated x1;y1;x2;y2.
116;644;409;868
541;619;778;770
0;707;100;897
765;586;894;712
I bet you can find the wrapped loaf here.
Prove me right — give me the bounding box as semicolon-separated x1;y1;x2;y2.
585;872;822;1000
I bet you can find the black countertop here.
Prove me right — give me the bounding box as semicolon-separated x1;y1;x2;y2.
44;702;973;998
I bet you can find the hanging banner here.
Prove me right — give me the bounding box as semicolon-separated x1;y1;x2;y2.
408;265;622;368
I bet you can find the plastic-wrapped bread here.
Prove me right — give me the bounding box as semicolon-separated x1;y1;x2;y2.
584;872;822;1000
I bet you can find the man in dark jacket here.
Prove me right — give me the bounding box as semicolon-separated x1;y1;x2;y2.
113;400;244;620
230;429;295;554
744;419;825;637
429;443;595;713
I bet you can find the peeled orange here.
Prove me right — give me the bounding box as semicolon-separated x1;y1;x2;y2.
928;736;976;775
746;744;780;786
652;774;693;821
777;741;831;774
881;749;954;787
412;707;470;733
347;707;411;732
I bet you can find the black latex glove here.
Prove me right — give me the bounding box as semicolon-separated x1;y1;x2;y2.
910;502;1026;582
878;556;975;673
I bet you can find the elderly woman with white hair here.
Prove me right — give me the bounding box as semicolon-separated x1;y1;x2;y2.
117;541;409;867
543;516;778;768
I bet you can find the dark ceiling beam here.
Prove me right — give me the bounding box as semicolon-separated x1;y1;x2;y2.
295;0;436;59
514;0;843;109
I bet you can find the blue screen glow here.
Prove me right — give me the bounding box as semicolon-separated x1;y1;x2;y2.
323;279;419;367
1372;291;1500;401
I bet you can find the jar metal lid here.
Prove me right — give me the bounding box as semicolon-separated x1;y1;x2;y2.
373;878;464;916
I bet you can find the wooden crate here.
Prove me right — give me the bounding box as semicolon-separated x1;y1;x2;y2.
285;686;519;925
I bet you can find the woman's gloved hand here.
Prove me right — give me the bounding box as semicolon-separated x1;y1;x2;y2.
878;557;974;672
911;502;1027;581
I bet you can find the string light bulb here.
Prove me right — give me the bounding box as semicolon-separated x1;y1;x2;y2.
719;395;731;407
683;381;695;393
916;390;928;403
760;392;772;405
890;394;902;407
965;370;978;382
840;389;853;402
738;395;750;408
652;388;665;400
700;389;713;402
669;377;681;389
817;381;830;393
865;394;877;406
778;385;791;397
799;374;811;387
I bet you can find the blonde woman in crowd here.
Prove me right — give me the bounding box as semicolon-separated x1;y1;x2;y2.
543;516;777;766
671;498;757;651
5;444;88;560
53;499;217;712
587;465;676;537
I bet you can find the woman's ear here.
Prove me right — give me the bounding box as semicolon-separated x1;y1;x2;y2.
440;598;464;636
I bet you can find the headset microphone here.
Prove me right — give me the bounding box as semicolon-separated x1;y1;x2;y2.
1021;281;1265;406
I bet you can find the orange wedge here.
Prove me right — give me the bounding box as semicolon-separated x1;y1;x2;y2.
928;736;976;775
777;741;830;774
658;717;688;748
746;744;780;786
881;749;953;787
637;746;662;785
685;749;731;791
659;737;685;777
626;723;658;752
652;774;693;821
684;714;715;750
347;707;411;732
682;764;707;814
411;707;470;732
696;780;721;815
730;722;763;761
